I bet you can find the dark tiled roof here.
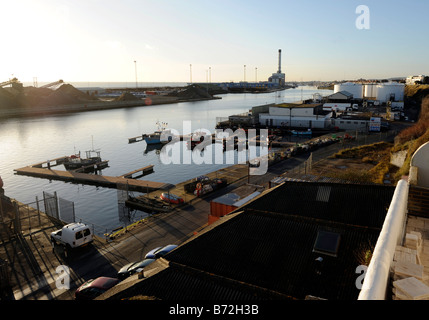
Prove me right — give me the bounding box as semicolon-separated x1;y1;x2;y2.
108;182;394;300
163;209;381;300
245;181;394;228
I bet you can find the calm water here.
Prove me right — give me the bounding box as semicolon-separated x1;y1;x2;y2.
0;86;332;234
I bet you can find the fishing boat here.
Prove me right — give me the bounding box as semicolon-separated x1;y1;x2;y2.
63;150;109;171
143;121;173;145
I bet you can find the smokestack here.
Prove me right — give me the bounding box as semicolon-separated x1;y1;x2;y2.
278;49;282;73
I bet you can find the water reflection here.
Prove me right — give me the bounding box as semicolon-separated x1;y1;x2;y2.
0;86;332;234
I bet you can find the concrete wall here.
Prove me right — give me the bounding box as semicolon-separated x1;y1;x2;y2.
259;114;328;129
411;141;429;188
269;106;315;117
332;118;368;131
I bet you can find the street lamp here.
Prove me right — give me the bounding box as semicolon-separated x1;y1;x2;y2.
134;60;138;89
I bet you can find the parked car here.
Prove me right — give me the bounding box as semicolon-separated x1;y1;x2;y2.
160;192;184;204
117;258;156;280
74;277;120;300
144;244;178;259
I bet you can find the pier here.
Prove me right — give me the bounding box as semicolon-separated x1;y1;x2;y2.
14;165;173;193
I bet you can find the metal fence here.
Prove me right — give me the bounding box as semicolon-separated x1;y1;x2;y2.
283;129;397;180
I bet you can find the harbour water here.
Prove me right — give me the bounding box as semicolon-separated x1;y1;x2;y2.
0;86;332;235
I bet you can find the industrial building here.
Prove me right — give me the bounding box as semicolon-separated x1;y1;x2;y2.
258;102;332;129
203;49;287;92
267;49;286;87
406;75;427;85
333;81;405;104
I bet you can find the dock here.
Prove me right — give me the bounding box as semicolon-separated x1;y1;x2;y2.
120;165;154;179
14;165;174;193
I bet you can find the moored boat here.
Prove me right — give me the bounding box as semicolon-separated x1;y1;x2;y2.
63;150;108;171
143;121;173;145
291;129;312;137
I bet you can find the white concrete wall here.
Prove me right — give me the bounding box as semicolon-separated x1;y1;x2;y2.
269;106;315;117
411;141;429;188
259;114;328;128
358;179;409;300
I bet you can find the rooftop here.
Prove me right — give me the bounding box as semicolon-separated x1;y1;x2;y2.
102;181;395;300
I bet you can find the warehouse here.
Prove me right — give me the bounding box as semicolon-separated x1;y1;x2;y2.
258;102;332;129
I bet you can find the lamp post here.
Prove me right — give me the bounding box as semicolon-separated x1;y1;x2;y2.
134;60;138;88
244;65;246;82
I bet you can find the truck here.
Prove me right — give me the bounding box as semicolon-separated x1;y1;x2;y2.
51;222;94;252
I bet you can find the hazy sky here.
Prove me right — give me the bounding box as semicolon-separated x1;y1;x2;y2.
1;0;428;83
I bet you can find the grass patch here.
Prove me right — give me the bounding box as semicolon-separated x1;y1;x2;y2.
323;169;373;183
330;142;394;184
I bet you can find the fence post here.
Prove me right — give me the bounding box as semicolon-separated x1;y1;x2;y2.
13;201;21;234
54;191;60;220
72;201;76;223
36;196;41;226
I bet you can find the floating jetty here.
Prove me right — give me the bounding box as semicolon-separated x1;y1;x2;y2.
120;165;154;179
14;161;173;193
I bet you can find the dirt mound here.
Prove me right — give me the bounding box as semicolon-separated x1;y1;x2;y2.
115;92;140;101
167;84;212;100
0;88;18;109
38;84;99;106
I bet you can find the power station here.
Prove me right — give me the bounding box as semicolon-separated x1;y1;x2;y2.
268;49;286;87
193;49;289;93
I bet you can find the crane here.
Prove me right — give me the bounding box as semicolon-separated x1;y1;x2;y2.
0;77;20;88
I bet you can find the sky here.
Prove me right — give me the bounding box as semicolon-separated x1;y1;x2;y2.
1;0;428;84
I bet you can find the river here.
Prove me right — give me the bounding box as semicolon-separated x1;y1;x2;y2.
0;86;332;235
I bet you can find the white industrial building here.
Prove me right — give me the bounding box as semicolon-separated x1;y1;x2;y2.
334;82;364;100
406;75;426;85
334;81;404;104
258;103;332;129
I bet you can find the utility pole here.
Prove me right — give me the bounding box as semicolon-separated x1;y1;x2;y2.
134;60;138;88
190;64;192;84
244;65;246;82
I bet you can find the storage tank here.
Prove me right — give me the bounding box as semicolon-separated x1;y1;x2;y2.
364;84;377;99
375;83;404;103
334;82;363;99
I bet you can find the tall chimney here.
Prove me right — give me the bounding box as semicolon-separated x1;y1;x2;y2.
278;49;282;73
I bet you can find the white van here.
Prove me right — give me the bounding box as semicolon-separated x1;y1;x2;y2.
51;222;93;250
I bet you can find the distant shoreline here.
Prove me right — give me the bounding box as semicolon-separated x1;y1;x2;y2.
0;95;221;119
